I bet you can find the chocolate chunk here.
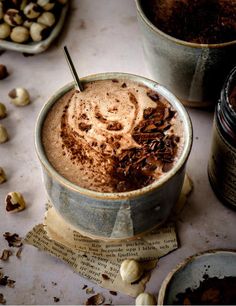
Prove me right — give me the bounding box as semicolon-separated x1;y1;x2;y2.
53;297;60;303
121;82;127;88
111;79;119;83
3;233;23;248
101;274;110;280
109;291;117;296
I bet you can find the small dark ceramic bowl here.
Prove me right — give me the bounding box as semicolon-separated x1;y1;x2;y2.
158;249;236;305
35;72;192;240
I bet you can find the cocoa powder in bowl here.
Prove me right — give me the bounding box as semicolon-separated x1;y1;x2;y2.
142;0;236;44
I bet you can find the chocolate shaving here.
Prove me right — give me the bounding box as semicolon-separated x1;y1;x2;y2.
0;250;13;261
85;293;105;305
82;285;88;290
3;233;23;248
0;293;6;305
107;122;123;131
53;297;60;303
16;247;23;259
78;122;92;132
0;276;8;286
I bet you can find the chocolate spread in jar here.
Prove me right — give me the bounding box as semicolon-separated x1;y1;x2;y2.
42;79;184;193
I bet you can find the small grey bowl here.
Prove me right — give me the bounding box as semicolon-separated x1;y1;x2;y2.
158;249;236;305
35;72;192;240
0;3;69;54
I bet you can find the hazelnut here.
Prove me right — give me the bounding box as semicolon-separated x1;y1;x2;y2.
0;64;8;80
37;12;55;27
10;26;29;43
0;124;8;143
30;22;48;42
0;103;7;119
4;9;23;26
135;293;157;305
0;23;11;39
9;88;30;106
37;0;55;11
5;192;26;213
0;167;7;184
23;19;33;28
120;259;143;283
24;3;41;19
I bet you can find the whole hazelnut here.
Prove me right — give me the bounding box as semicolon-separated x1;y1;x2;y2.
0;23;11;39
0;64;8;80
4;9;23;26
5;192;26;213
37;12;55;27
120;259;143;283
0;124;8;143
9;88;30;106
0;167;7;184
24;3;41;19
37;0;55;11
135;293;157;306
30;22;48;42
10;26;29;43
0;103;7;119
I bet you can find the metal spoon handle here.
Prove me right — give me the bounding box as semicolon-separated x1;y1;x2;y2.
64;46;84;92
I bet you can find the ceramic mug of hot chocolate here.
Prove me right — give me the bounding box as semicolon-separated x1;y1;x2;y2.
135;0;236;108
35;72;192;240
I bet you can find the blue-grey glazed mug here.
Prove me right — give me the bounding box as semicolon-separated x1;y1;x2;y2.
35;73;192;240
135;0;236;108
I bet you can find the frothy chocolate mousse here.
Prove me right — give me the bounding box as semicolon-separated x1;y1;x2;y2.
42;79;184;192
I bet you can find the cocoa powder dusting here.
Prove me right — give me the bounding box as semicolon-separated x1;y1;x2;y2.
142;0;236;44
173;275;236;305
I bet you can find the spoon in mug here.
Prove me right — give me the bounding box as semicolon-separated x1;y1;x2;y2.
64;46;84;92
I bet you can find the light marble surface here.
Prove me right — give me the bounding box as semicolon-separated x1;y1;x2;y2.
0;0;235;305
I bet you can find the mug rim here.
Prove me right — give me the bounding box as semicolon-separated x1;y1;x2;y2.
35;72;193;200
135;0;236;49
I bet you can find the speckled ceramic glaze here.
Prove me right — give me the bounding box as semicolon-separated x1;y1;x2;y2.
158;249;236;305
35;73;192;240
135;0;236;108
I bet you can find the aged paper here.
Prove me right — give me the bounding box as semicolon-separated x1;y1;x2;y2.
24;175;192;297
25;225;157;297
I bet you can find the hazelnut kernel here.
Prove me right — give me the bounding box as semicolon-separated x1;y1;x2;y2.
0;124;8;143
10;26;29;43
9;88;30;106
30;22;48;42
5;192;26;213
135;293;157;306
0;23;11;39
0;64;8;80
37;12;55;27
120;259;143;283
37;0;55;11
0;103;7;119
23;20;33;28
4;9;23;26
0;167;7;184
24;3;41;19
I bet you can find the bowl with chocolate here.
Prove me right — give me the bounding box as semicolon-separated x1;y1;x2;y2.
158;249;236;305
35;73;192;240
136;0;236;108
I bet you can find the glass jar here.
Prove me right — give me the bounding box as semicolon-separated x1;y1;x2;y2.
208;66;236;209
